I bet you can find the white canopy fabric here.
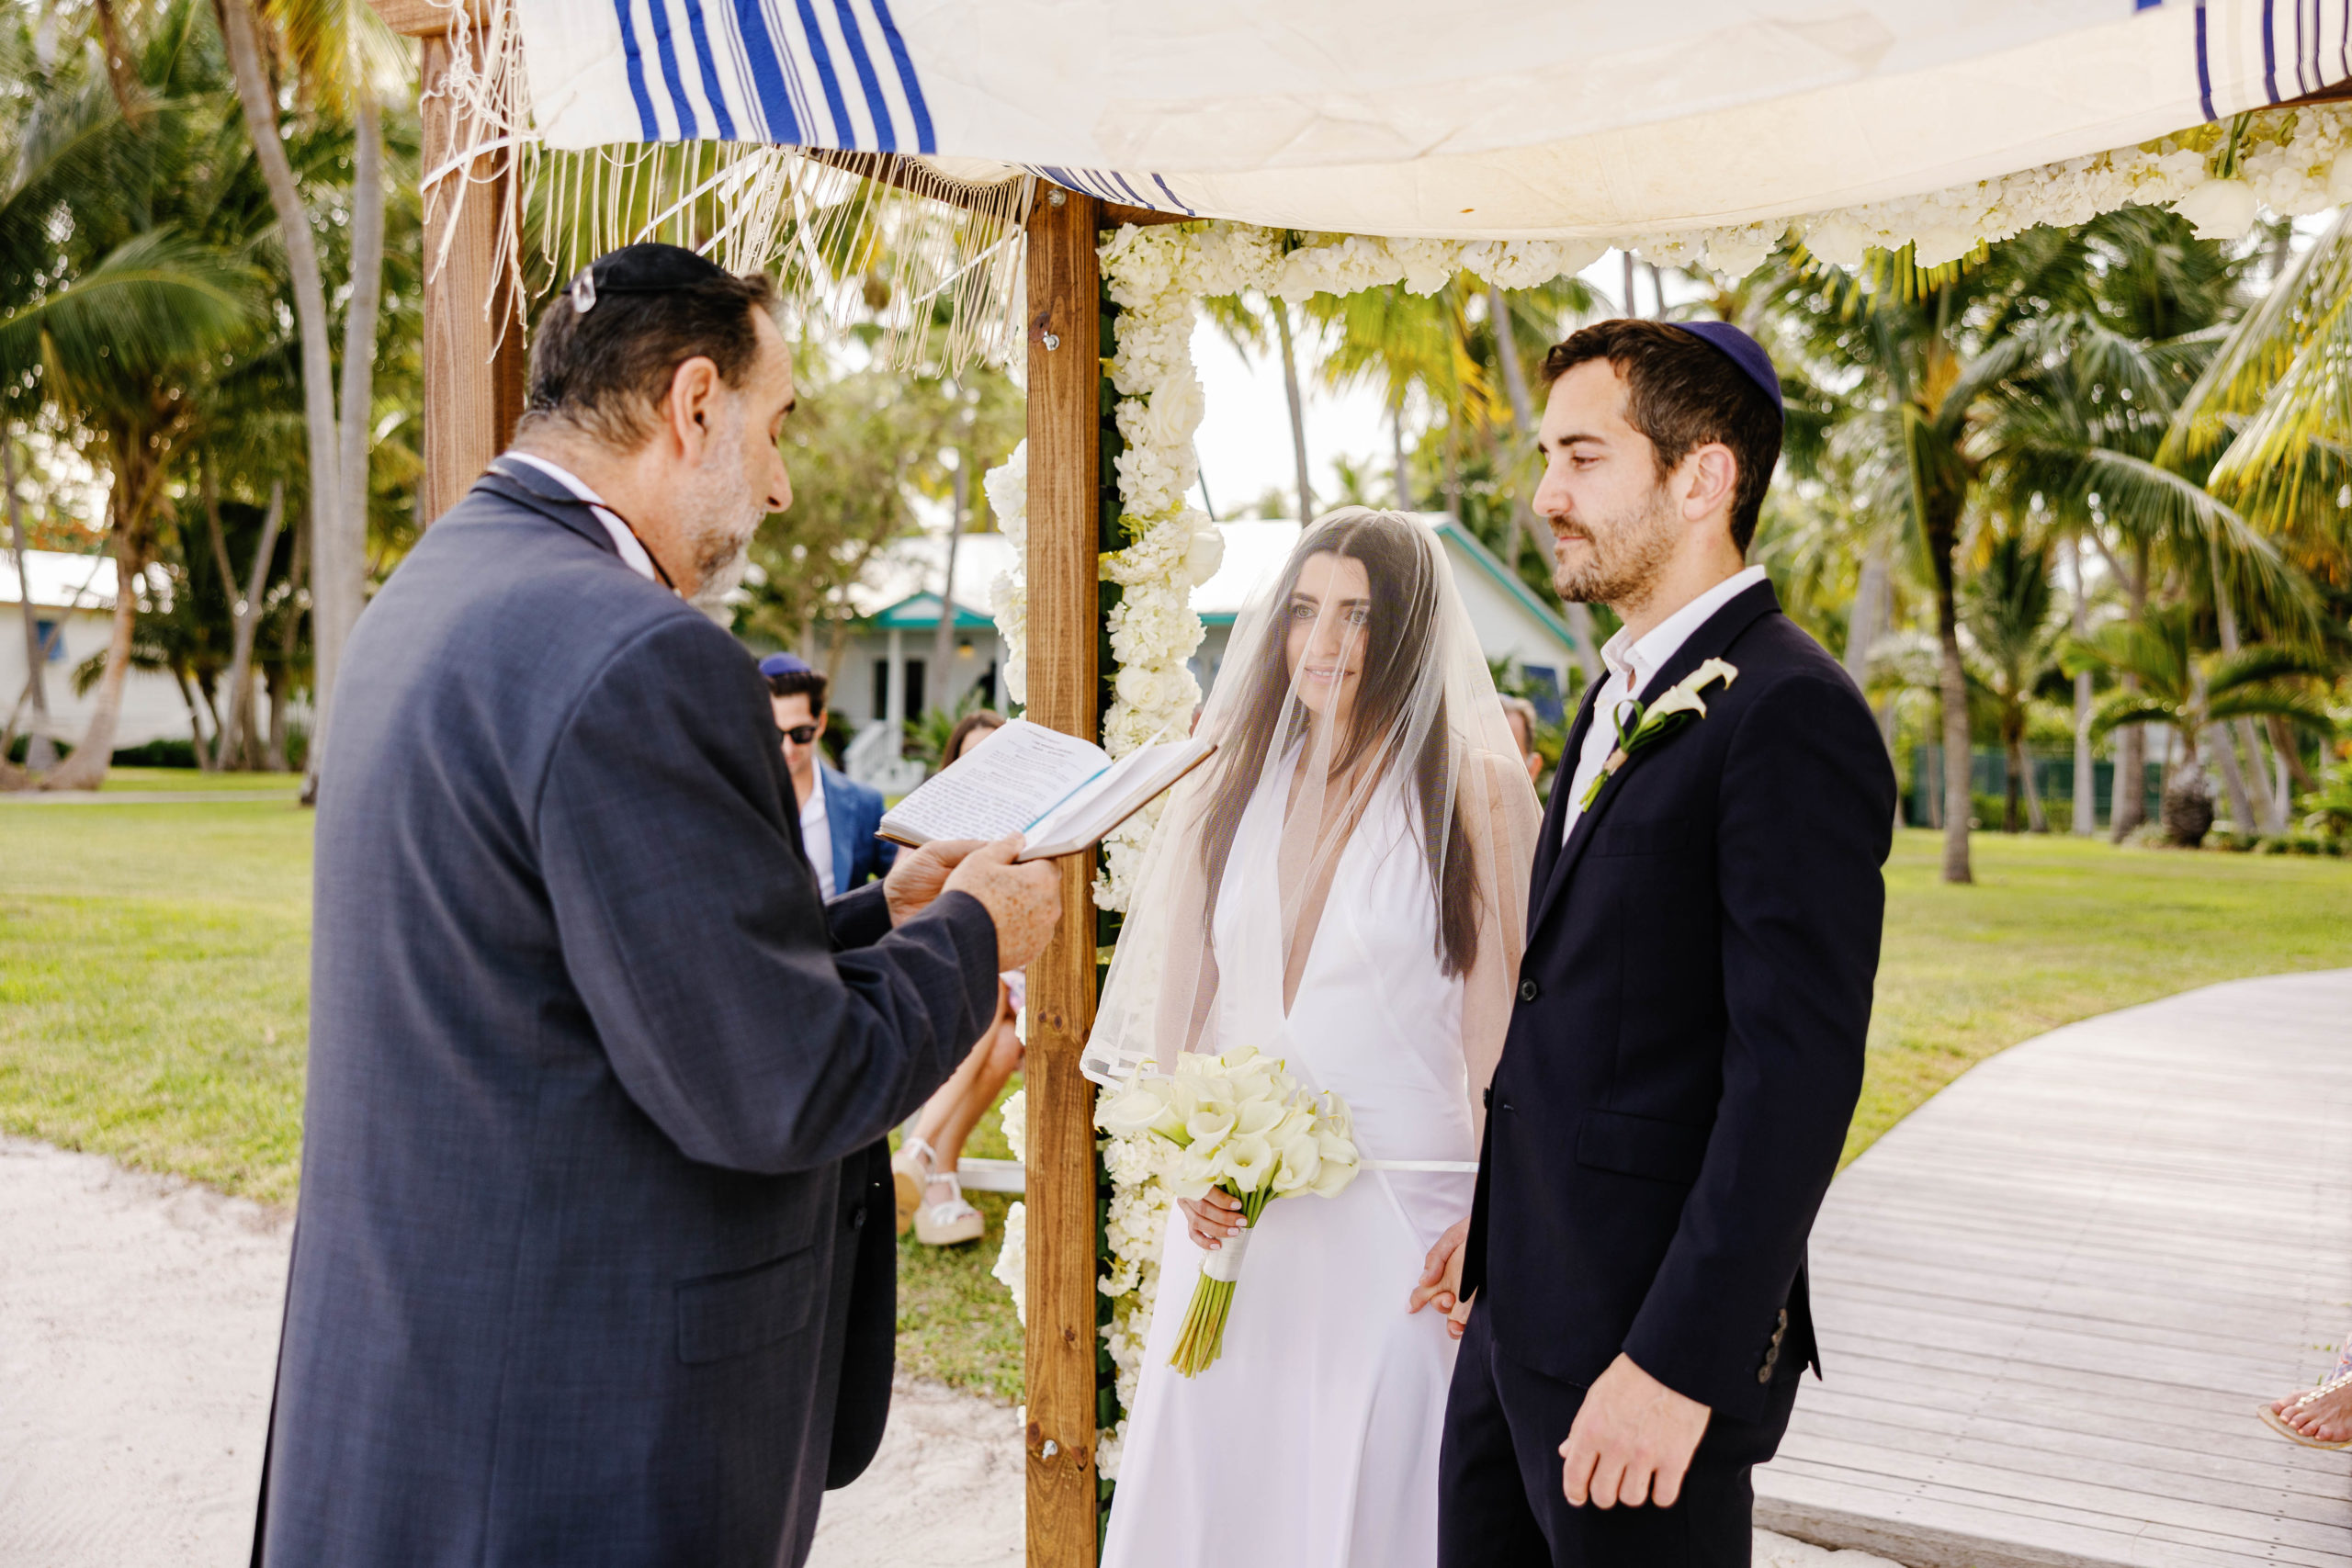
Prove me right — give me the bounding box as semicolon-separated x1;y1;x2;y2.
514;1;2352;238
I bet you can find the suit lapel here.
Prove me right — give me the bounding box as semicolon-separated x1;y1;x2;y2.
1527;680;1603;940
1527;581;1781;941
822;768;859;892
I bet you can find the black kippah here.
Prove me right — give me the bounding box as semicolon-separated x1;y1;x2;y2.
566;243;730;315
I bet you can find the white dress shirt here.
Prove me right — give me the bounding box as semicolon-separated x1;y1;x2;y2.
798;770;836;898
1560;565;1768;844
503;452;661;585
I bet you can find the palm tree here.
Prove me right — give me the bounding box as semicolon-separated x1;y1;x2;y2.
2064;604;2334;844
1773;209;2272;875
0;10;263;787
1961;531;2064;832
213;0;399;785
1197;289;1320;522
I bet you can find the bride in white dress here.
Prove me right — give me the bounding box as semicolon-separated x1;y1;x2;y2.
1086;509;1542;1568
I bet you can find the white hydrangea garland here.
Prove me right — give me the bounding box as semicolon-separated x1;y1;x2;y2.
1647;101;2352;275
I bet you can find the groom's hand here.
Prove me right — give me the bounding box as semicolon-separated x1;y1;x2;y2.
883;840;981;927
1408;1218;1472;1338
1559;1354;1711;1510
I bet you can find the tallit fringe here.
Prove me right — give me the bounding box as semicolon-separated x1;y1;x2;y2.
416;0;1035;375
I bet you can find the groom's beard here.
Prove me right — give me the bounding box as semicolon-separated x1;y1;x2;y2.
1549;485;1679;610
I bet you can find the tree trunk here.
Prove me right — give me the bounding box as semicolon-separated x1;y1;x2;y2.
2204;530;2277;831
1843;544;1889;699
1928;508;1973;882
175;667;209;761
1273;299;1313;522
1389;400;1412;510
43;502;147;791
216;481;285;772
2003;717;2024;833
931;454;967;698
2270;714;2314;793
218;0;346;772
335;76;385;654
2066;535;2093;835
2109;541;2150;840
5;430;58;774
91;0;144;120
2021;739;2050;833
268;511;306;771
1621;251;1638;318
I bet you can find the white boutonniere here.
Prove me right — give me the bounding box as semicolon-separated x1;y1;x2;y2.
1578;659;1739;810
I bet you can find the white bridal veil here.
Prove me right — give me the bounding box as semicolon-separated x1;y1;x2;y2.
1084;509;1543;1123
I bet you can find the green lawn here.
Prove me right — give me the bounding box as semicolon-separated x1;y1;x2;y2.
99;766;303;793
3;814;2347;1401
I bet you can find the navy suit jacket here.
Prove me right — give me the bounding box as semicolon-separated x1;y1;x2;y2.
818;765;895;894
253;460;997;1567
1462;581;1894;1426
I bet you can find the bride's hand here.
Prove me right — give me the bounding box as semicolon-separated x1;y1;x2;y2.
1180;1189;1245;1251
1409;1217;1473;1337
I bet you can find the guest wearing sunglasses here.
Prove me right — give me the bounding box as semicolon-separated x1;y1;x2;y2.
761;653;895;897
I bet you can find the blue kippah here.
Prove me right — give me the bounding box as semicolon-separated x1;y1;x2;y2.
758;652;813;678
1671;321;1783;420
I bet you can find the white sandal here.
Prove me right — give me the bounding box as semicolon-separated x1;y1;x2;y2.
914;1179;985;1247
2258;1367;2352;1450
896;1136;986;1246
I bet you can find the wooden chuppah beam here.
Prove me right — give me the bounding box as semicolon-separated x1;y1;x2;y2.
372;1;527;523
1023;185;1104;1568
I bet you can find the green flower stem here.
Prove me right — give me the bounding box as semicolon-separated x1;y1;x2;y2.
1168;1182;1275;1378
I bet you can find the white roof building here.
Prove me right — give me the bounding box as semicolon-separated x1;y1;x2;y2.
1;548;191;752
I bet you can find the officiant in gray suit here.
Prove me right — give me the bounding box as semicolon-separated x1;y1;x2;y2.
251;244;1061;1568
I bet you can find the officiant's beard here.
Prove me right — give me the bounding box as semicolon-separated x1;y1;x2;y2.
1550;483;1679;610
677;405;764;613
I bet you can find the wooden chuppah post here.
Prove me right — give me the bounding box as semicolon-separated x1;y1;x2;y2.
1022;184;1104;1567
372;1;527;521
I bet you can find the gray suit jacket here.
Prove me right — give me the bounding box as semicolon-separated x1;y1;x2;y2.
254;460;997;1566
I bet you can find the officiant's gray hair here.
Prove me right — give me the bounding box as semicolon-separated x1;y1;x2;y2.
516;269;781;450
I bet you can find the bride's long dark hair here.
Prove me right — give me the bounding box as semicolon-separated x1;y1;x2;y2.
1195;511;1479;977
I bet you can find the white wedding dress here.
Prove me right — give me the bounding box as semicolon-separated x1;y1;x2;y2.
1102;754;1477;1568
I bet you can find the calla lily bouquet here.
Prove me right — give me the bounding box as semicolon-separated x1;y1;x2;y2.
1097;1044;1360;1376
1579;658;1739;810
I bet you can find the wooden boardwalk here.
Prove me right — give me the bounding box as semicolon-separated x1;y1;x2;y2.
1757;970;2352;1568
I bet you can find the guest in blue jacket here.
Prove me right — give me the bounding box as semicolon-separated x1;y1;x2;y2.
761;654;895;897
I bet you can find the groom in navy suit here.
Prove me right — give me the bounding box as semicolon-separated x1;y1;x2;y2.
1435;320;1895;1566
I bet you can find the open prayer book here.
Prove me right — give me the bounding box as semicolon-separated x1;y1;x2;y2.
877;719;1216;863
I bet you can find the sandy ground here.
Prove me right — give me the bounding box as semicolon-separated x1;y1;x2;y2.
0;1134;1895;1566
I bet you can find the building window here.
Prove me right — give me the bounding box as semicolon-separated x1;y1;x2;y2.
904;659;926;719
33;619;62;664
873;660;890;721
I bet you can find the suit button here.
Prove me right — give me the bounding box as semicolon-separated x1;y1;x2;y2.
1518;978;1540;1003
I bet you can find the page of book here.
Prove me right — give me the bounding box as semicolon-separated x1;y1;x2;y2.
1022;735;1216;859
877;720;1110;847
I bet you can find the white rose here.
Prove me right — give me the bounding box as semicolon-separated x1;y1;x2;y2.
2174;177;2259;241
1098;1078;1170;1139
